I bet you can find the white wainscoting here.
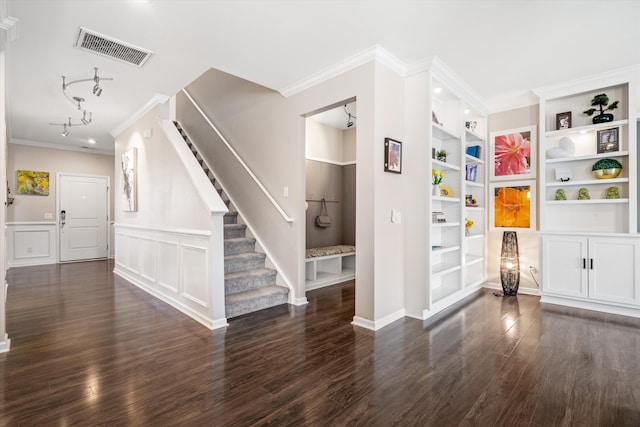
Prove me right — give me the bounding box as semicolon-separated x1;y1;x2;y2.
113;223;228;330
6;222;57;267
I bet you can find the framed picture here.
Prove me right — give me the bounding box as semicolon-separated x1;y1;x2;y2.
556;111;572;130
384;137;402;174
489;126;536;181
490;180;536;232
597;127;619;153
121;148;137;211
16;170;50;195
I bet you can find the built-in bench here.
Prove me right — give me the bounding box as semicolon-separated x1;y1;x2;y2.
305;245;356;290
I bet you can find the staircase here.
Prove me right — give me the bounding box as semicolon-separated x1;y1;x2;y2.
173;122;289;318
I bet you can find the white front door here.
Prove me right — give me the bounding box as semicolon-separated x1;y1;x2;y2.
59;174;109;262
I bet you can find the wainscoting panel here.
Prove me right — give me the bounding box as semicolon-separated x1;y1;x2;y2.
114;224;222;329
6;223;57;267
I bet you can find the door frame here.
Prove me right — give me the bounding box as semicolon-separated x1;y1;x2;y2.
56;172;111;262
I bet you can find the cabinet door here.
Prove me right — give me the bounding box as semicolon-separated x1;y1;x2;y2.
588;237;640;305
541;235;588;298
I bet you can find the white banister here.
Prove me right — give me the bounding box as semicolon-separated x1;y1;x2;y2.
181;89;294;223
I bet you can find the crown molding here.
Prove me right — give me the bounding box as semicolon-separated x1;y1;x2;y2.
110;93;169;137
9;138;114;156
0;16;18;41
280;45;406;98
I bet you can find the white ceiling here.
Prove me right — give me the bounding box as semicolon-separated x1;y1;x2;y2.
5;1;640;154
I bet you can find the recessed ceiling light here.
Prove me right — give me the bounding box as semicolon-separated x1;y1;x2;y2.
464;108;470;115
88;138;96;144
434;87;442;94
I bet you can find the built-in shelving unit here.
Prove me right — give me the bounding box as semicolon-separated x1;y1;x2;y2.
534;67;640;318
404;58;488;321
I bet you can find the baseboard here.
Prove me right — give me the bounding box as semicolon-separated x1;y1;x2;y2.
0;334;11;353
352;308;406;331
484;281;541;296
541;294;640;319
291;296;308;306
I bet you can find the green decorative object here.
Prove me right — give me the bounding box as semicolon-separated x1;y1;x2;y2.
583;93;619;124
578;187;590;200
592;158;623;179
554;189;567;200
606;186;620;199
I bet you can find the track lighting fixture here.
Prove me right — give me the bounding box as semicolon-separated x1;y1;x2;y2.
49;111;92;137
61;67;112;110
344;104;357;128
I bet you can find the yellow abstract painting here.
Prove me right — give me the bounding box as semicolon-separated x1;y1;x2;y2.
17;170;49;195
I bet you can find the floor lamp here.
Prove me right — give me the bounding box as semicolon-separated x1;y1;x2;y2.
500;231;520;296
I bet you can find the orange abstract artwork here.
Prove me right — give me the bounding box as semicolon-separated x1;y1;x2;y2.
494;185;530;228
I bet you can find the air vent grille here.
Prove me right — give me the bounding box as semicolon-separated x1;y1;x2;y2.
74;27;153;67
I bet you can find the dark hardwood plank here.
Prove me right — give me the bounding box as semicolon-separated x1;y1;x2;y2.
3;262;640;425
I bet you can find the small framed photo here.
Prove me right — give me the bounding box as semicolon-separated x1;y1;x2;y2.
556;112;572;130
384;137;402;173
597;127;619;153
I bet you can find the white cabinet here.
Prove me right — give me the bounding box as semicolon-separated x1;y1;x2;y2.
541;234;640;309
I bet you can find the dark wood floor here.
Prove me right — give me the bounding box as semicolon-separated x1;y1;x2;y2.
2;261;640;426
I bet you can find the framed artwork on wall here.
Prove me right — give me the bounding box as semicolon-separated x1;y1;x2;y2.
489;126;536;181
596;127;619;153
121;148;137;212
384;137;402;174
556;111;572;130
16;170;50;196
490;180;536;232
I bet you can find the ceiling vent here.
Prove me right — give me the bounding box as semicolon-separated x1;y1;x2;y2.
74;27;153;67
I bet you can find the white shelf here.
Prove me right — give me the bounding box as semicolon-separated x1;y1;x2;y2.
465;129;485;142
432;159;461;171
466;233;485;240
433;123;460;140
465;154;485;164
431;221;461;227
545;119;629;138
465;181;484;188
546;151;629;164
431;245;460;255
432;263;461;278
546;198;629;205
545;178;628;187
433;196;461;203
465;255;484;267
464;206;484;212
432;280;462;303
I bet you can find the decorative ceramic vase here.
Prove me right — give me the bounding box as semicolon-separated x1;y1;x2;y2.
432;185;440;196
593;168;622;179
592;113;614;124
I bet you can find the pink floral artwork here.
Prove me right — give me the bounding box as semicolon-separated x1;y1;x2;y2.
494;131;531;176
490;126;536;181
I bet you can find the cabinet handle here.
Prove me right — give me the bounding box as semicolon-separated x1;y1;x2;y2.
583;258;586;269
590;258;594;270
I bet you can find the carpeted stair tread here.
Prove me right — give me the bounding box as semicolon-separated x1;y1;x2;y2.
224;252;266;274
225;268;277;294
224;237;256;255
225;285;289;318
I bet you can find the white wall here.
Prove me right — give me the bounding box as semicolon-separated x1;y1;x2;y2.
114;107;211;229
487;105;541;294
6;144;115;223
305;120;356;165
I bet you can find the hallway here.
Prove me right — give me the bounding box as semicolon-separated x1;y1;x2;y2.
2;261;640;425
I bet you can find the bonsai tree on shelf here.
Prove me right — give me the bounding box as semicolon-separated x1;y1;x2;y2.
583;93;619;124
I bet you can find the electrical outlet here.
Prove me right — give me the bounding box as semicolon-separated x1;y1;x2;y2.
283;186;289;197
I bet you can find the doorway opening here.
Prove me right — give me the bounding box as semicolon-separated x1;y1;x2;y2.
303;99;357;298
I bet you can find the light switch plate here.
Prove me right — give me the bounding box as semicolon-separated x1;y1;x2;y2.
44;212;53;220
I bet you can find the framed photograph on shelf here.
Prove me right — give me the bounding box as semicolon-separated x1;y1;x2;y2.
489;126;536;181
556;111;572;130
597;127;619;153
384;137;402;174
490;180;536;232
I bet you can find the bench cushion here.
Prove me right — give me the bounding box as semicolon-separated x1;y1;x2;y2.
305;245;356;259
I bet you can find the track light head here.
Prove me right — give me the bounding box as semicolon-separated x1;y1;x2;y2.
93;84;102;96
61;124;69;137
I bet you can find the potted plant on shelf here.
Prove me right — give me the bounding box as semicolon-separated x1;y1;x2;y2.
583;93;619;124
436;149;447;162
432;169;444;196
